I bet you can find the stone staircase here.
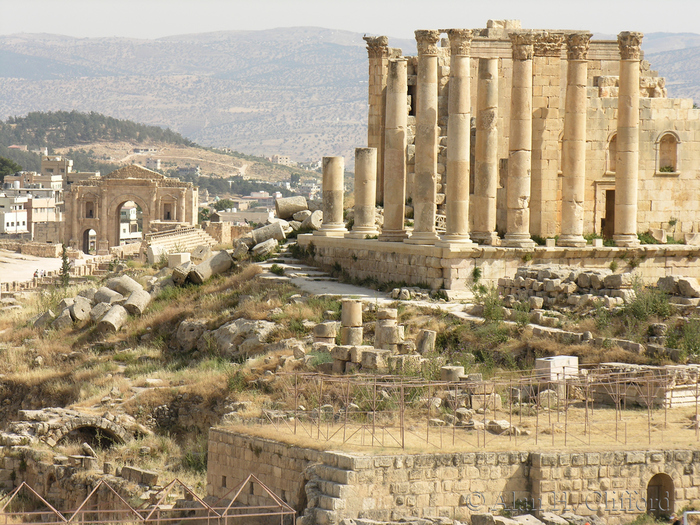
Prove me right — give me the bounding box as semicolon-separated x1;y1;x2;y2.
256;243;336;283
146;226;218;254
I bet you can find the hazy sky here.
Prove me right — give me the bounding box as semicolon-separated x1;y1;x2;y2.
1;0;698;40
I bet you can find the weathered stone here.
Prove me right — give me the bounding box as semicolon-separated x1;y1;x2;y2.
189;251;233;284
251;222;286;245
97;305;128;333
51;308;73;330
604;273;633;289
105;275;143;296
34;309;55;329
167;252;190;268
90;302;111;322
314;322;338;339
251;238;278;258
441;365;464;381
94;287;124;305
69;296;92;321
204;319;276;358
230;242;249;261
275;196;308;219
57;297;74;310
648;228;667;244
416;329;436;354
657;275;680;295
340;327;363;346
678;278;700;298
301;210;323;230
172;261;194;286
293;210;312;222
77;288;97;304
124;289;152;316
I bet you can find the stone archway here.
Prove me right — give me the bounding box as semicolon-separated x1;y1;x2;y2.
109;195;149;248
647;473;674;518
81;228;96;254
65;165;198;254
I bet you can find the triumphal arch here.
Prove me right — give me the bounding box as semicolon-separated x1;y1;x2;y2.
64;165;198;254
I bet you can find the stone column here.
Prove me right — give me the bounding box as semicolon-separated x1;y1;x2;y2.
558;32;592;247
438;28;474;248
505;31;536;248
471;57;500;245
364;36;390;205
178;189;186;223
614;31;643;247
530;32;564;238
405;29;440;246
70;189;79;248
348;147;380;238
314;156;347;237
97;189;109;254
379;58;409;242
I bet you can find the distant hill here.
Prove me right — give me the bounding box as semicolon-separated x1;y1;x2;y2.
0;28;697;164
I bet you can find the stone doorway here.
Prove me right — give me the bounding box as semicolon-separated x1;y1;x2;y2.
647;473;674;518
82;228;96;254
603;189;615;240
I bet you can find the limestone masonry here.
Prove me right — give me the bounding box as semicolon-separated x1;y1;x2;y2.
299;20;700;290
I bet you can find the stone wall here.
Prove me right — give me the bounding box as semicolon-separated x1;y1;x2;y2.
208;429;700;525
298;235;700;290
33;222;64;244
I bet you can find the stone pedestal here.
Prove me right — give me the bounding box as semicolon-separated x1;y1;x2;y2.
348;147;380;238
405;29;441;246
379;58;409;242
438;29;475;248
471;57;500;246
614;31;643;247
364;36;390;205
314;156;347;237
505;31;536;248
558;32;592;248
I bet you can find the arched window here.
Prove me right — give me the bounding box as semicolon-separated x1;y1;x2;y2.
606;133;617;175
655;131;681;174
85;201;95;219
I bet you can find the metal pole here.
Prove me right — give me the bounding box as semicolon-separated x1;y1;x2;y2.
401;382;405;450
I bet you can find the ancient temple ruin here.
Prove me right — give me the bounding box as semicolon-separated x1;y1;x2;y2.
298;20;700;290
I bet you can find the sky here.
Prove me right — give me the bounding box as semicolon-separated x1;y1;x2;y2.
0;0;698;40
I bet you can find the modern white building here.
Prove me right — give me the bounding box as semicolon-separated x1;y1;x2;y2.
0;195;29;234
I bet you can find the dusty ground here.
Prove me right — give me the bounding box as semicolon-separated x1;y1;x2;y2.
0;249;65;284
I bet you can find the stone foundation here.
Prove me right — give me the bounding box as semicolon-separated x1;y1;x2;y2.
297;234;700;290
208;429;700;525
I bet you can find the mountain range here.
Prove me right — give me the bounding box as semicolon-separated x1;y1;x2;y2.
0;28;698;163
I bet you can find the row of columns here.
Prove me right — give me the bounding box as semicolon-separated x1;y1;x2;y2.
317;30;643;246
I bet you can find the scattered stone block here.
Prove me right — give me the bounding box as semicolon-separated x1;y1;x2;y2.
416;329;436;354
168;252;190;268
69;296;92;321
94;287;124;305
251;238;278;258
340;327;363;346
301;210;323;230
471;393;502;410
252;222;286;245
360;349;390;371
679;278;700;298
51;308;73;330
441;365;464;382
648;228;667;244
34;309;55;329
106;275;143;296
90;302;111;322
97;305;128;333
124;289;152;316
331;345;352;361
604;273;633;289
189;251;233;284
275;196;308;219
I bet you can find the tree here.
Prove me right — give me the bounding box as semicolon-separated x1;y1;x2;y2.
213;199;236;211
60;244;71;287
0;157;22;182
198;207;211;223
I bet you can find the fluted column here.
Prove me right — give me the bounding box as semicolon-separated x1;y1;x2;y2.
505;31;536;248
178;189;186;223
438;28;474;248
364;36;390;205
558;31;592;247
348;147;380;238
379;58;409;242
405;29;440;245
471;57;500;245
314;156;347;237
614;31;643;247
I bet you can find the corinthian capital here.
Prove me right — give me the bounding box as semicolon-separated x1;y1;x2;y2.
444;29;473;56
533;31;564;57
415;30;441;56
509;31;536;60
618;31;644;60
565;32;592;60
363;35;389;58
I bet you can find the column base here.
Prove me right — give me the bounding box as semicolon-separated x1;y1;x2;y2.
470;232;501;246
97;240;110;255
504;233;536;249
437;234;475;249
403;231;440;245
378;230;409;242
557;234;587;248
313;227;347;237
346;227;380;239
613;234;640;247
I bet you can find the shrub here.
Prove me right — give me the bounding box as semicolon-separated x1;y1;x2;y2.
270;264;285;276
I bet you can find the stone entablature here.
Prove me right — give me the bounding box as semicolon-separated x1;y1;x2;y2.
208;429;700;525
64;165;198;254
